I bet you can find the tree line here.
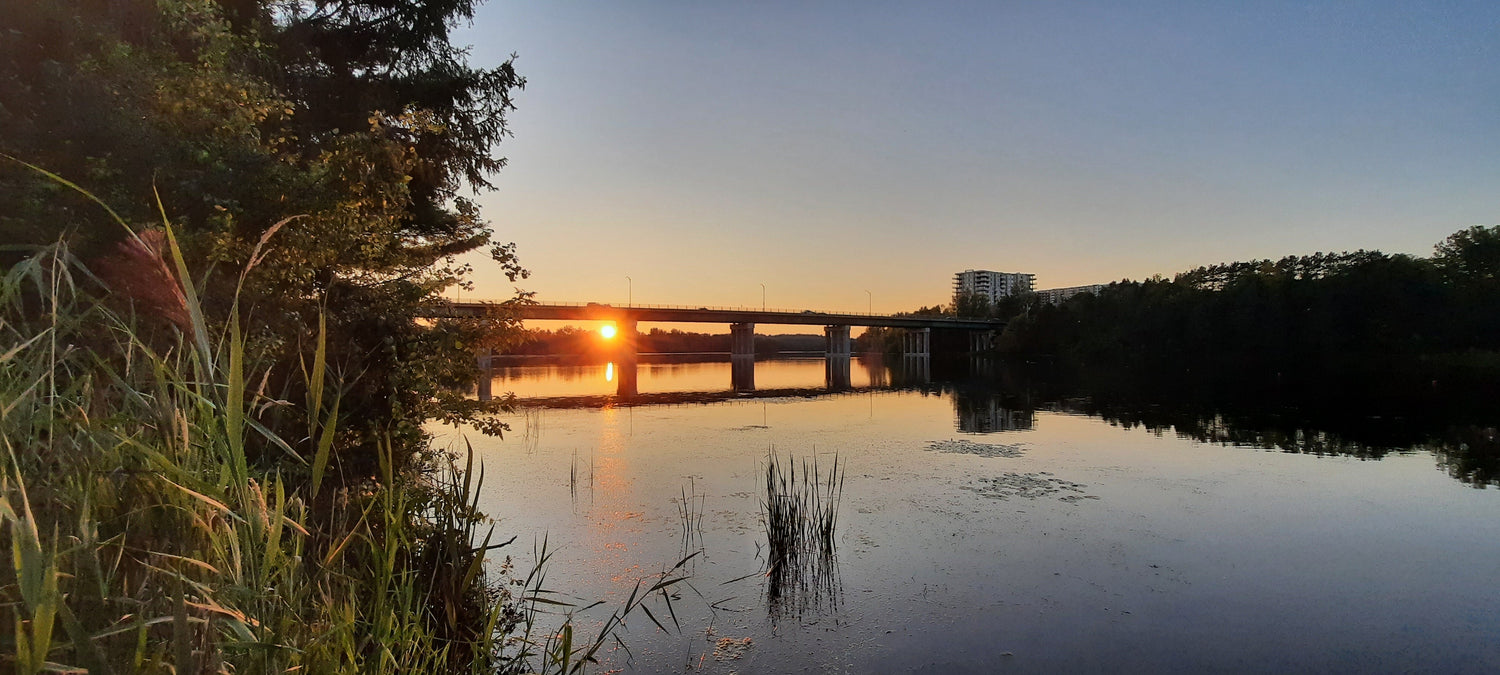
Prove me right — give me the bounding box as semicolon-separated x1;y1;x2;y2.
2;0;528;466
992;226;1500;376
0;1;631;671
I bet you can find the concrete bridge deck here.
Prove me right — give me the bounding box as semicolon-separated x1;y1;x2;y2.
439;301;1006;331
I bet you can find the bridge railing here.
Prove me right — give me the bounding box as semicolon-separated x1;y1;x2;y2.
447;298;908;318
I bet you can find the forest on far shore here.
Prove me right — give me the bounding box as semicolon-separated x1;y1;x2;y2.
947;226;1500;375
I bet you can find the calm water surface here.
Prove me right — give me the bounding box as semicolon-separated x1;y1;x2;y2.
438;358;1500;673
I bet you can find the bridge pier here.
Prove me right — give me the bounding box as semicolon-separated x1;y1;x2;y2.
730;322;755;391
614;360;638;397
616;319;638;397
898;328;931;386
476;347;493;402
824;324;851;390
967;329;996;354
730;322;755;358
824;325;851;357
825;356;851;390
731;357;756;392
901;327;931;359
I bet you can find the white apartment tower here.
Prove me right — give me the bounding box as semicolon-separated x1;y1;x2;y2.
953;270;1036;306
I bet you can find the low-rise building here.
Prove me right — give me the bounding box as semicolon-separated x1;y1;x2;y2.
1035;284;1105;305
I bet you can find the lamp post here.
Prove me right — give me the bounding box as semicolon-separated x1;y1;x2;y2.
865;289;871;314
626;276;632;307
760;283;766;311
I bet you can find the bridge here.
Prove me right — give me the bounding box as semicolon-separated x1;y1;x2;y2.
437;301;1005;398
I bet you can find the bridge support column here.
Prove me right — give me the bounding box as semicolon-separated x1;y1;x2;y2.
730;322;755;358
824;325;851;357
616;319;638;397
824;324;851;390
902;327;930;359
731;356;756;392
968;330;993;354
731;322;755;391
895;328;932;385
476;347;493;402
614;360;638;397
825;355;851;390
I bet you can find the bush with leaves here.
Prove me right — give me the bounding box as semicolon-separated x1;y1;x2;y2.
1;0;529;482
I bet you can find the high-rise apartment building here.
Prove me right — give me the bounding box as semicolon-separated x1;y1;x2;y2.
953;270;1035;306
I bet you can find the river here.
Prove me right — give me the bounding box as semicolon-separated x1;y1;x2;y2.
437;356;1500;673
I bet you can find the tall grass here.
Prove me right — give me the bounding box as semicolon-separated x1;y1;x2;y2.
0;213;686;671
761;449;844;619
0;237;526;672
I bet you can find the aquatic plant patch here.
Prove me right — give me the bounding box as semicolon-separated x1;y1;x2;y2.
928;439;1026;458
963;472;1097;501
761;450;844;619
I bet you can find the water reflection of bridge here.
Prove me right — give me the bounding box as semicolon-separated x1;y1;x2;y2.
490;356;1037;436
448;301;1004;400
484;354;932;400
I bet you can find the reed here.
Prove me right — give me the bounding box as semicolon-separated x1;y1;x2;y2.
761;448;844;617
677;478;707;555
0;176;668;672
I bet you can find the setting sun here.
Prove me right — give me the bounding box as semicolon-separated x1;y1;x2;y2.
599;324;617;339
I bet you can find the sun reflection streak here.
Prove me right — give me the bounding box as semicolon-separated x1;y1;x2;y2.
581;405;637;579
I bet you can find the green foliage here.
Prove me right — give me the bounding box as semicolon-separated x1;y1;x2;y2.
1433;225;1500;283
0;5;694;668
951;290;992;319
0;243;491;672
1;0;531;487
996;228;1500;370
0;242;685;673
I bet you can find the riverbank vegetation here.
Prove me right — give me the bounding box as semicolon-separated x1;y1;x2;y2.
1;238;695;671
1;244;526;672
0;0;674;671
985;227;1500;376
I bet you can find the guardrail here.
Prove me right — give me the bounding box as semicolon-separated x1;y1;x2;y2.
447;299;905;318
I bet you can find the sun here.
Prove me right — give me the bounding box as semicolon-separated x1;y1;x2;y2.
599;324;617;340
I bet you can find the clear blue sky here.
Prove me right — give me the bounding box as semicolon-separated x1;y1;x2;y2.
454;1;1498;314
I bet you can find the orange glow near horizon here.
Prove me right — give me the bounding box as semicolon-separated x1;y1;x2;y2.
599;324;617;339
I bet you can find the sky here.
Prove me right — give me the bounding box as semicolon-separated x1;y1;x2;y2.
452;1;1499;316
